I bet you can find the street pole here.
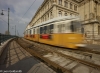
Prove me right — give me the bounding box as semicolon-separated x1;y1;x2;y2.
8;8;10;35
15;25;16;36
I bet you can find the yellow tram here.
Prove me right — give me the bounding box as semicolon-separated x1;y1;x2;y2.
24;16;85;49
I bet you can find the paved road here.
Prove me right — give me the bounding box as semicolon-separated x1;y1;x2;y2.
0;40;55;73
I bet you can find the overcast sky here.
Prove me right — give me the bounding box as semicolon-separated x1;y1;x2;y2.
0;0;44;36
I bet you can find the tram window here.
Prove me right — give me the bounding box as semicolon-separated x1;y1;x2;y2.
37;28;39;34
81;27;84;33
33;29;34;34
58;25;60;33
70;24;74;32
58;25;62;33
62;24;65;32
50;24;53;29
47;25;50;34
44;26;47;34
35;28;37;34
28;30;30;34
50;24;54;34
42;27;44;34
40;27;43;34
31;29;32;34
70;21;75;32
33;29;35;34
71;21;82;32
45;26;48;34
37;28;38;34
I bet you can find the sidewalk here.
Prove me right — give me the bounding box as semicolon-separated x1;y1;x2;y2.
0;40;56;73
0;38;13;56
85;44;100;51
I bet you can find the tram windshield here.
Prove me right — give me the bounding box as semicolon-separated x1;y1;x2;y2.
70;21;82;33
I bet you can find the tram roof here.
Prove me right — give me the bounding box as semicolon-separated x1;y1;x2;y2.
33;16;80;28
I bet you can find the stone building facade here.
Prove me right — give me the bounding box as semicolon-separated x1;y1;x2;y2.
79;0;100;40
27;0;100;41
29;0;79;26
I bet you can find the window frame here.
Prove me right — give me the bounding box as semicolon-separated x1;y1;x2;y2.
50;24;54;34
70;3;73;9
64;1;68;8
59;0;62;5
74;5;77;11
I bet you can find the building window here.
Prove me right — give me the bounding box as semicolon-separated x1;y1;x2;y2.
65;12;67;16
48;3;49;9
48;13;49;20
64;1;68;8
85;14;87;19
43;17;44;21
74;5;77;11
50;11;53;19
59;11;62;16
70;3;73;9
59;0;62;5
45;16;46;21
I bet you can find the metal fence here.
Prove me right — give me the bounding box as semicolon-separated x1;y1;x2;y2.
0;33;17;46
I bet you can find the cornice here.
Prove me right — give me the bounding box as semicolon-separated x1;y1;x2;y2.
72;0;84;3
55;4;79;14
31;4;79;26
30;0;49;24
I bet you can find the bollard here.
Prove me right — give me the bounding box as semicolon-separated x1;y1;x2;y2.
0;33;1;46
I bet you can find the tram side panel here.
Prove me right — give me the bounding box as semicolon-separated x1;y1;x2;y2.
38;24;60;46
25;18;84;49
62;33;83;49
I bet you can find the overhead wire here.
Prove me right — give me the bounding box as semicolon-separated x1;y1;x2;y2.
0;18;8;24
22;0;37;18
17;0;37;24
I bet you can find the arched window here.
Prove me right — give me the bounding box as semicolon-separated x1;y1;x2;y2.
50;11;53;19
59;0;62;5
64;1;68;8
70;3;73;9
48;13;49;19
59;11;62;16
74;5;77;11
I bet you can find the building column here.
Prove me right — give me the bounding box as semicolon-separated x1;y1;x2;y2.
52;5;57;18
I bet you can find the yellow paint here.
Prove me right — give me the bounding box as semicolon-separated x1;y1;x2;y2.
25;33;84;49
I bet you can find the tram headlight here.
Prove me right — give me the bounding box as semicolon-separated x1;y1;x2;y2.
76;44;86;47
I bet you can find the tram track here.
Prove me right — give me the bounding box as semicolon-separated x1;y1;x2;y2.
22;38;100;66
15;38;100;73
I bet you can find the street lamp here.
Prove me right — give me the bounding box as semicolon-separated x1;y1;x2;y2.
1;8;10;35
1;10;4;15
